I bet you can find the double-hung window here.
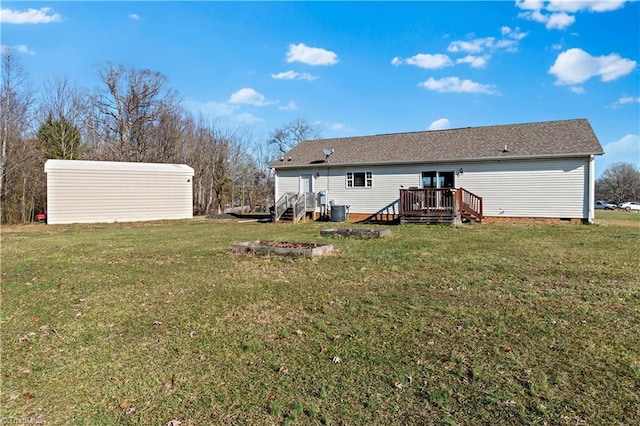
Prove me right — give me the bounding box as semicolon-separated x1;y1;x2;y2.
346;171;372;188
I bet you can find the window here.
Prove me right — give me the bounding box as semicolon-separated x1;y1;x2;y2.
421;171;454;188
346;171;372;188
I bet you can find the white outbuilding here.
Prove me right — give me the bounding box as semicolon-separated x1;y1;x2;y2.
44;160;194;224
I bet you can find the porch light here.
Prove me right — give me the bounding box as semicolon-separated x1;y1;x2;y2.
459;168;464;175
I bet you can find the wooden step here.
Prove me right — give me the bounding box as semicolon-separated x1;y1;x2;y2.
400;215;459;226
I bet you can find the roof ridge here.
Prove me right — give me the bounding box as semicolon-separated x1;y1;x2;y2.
271;118;601;169
308;118;588;143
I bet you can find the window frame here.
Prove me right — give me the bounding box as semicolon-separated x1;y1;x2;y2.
346;171;373;188
421;170;455;189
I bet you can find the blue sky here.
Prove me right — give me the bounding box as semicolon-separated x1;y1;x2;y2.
1;1;638;176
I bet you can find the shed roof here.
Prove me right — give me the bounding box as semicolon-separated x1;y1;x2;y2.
270;119;603;169
45;160;194;175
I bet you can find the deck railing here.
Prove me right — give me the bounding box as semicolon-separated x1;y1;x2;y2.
274;192;296;221
274;192;316;222
293;194;307;222
399;188;457;216
458;188;483;222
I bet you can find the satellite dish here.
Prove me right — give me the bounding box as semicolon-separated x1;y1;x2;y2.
322;148;334;158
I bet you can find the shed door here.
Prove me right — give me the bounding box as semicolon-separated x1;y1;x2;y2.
299;174;313;194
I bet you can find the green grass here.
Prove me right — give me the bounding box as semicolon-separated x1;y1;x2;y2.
1;212;639;425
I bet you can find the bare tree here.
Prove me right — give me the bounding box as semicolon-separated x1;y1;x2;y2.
1;50;40;223
146;103;190;163
185;118;228;215
596;162;640;204
268;118;321;157
249;141;276;208
40;76;86;124
89;63;176;162
184;117;260;215
37;76;87;160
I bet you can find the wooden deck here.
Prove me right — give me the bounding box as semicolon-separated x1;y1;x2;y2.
399;188;482;225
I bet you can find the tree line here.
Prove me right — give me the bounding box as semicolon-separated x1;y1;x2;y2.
3;49;636;224
595;162;640;205
1;51;318;224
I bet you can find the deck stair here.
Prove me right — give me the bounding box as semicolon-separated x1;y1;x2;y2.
458;188;483;223
279;207;295;222
274;192;316;223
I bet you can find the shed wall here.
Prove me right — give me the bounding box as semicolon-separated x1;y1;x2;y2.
45;160;194;224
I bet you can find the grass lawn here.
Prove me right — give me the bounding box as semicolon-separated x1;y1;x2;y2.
1;212;639;425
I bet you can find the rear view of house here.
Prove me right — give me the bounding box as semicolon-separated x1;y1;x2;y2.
270;119;604;224
44;160;194;224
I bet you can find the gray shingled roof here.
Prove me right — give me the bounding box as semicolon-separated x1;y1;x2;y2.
270;119;603;169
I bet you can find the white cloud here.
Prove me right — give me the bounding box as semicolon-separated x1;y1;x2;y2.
517;9;575;30
546;1;627;13
394;27;525;73
1;44;35;55
183;99;263;126
515;0;544;11
519;9;549;24
570;86;586;95
228;88;275;106
279;101;297;111
516;0;628;30
549;48;637;85
286;43;338;66
493;39;519;52
447;38;495;54
456;55;489;69
129;14;140;20
546;12;575;30
392;53;453;69
271;70;317;81
15;44;35;56
313;121;353;134
612;96;640;109
447;28;526;56
596;134;640;177
501;26;527;41
419;77;498;95
428;118;451;130
0;7;62;24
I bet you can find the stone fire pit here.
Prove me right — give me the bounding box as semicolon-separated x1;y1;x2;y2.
232;240;334;257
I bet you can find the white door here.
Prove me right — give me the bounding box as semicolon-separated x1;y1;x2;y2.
299;174;313;194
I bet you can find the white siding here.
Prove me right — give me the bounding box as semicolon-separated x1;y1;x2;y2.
275;157;591;219
456;158;588;218
45;160;194;224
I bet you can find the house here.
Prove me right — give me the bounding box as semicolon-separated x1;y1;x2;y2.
269;119;604;224
44;160;194;224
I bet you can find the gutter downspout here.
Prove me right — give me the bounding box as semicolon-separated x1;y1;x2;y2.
588;155;595;224
326;166;330;220
272;168;278;217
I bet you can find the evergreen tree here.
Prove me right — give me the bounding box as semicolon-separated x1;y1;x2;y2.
37;115;82;160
